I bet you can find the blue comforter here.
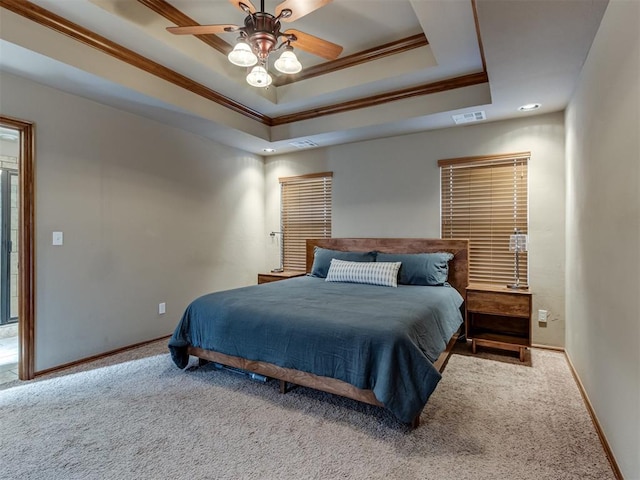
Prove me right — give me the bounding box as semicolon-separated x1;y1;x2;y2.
169;276;463;423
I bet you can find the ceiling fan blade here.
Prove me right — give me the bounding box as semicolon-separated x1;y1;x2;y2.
229;0;257;14
167;24;240;35
276;0;332;22
284;29;343;60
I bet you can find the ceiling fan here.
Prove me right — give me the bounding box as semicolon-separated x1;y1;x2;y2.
167;0;344;87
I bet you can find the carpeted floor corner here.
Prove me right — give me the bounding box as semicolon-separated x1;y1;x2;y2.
0;341;615;480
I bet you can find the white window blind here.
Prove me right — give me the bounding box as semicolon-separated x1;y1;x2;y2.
280;172;333;271
439;153;529;286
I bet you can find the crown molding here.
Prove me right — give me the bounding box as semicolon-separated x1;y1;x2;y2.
271;71;489;126
273;34;429;86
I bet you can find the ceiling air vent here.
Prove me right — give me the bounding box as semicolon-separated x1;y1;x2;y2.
289;139;318;149
452;111;486;125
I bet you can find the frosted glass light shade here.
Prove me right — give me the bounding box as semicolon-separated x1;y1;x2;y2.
246;65;272;87
228;42;258;67
509;233;528;252
274;50;302;74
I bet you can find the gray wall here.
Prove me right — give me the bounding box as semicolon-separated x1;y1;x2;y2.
0;72;266;371
266;112;566;347
565;0;640;477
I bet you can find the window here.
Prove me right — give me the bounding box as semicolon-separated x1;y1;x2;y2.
439;153;529;286
280;172;333;271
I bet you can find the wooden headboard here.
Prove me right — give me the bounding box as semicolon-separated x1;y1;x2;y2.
306;238;469;298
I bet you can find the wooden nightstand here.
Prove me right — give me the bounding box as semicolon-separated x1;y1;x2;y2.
466;284;532;362
257;271;305;284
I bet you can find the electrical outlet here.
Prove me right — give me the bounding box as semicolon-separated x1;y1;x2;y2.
158;302;166;315
538;309;548;323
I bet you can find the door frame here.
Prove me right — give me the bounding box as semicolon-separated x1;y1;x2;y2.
0;115;35;380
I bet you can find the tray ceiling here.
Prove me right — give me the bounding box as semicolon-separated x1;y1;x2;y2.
0;0;608;155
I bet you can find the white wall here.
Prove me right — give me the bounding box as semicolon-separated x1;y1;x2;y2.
266;112;566;346
565;1;640;477
0;72;266;371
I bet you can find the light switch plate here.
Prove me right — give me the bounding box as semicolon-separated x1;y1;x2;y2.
52;231;63;246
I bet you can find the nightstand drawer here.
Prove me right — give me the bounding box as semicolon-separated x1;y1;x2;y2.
467;290;530;317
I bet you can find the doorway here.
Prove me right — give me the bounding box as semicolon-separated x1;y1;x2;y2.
0;129;19;383
0;116;35;380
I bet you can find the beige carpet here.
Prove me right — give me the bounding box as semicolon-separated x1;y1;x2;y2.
0;340;615;480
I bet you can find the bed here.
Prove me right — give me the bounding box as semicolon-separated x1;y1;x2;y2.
169;238;469;426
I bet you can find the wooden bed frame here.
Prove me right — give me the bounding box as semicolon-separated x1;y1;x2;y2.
188;238;469;427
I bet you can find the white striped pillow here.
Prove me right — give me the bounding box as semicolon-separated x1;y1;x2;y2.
325;259;402;287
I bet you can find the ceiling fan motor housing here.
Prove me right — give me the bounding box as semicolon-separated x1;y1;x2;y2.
244;12;282;59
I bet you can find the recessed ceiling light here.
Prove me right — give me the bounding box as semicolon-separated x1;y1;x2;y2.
263;148;276;153
518;103;541;112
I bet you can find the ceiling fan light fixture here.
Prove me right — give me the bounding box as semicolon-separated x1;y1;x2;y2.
228;40;258;67
246;65;273;87
168;0;343;88
274;48;302;74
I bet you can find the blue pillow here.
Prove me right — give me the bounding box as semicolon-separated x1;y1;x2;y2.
310;247;376;278
375;252;454;286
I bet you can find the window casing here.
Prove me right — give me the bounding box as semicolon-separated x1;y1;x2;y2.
439;153;529;286
280;172;333;271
